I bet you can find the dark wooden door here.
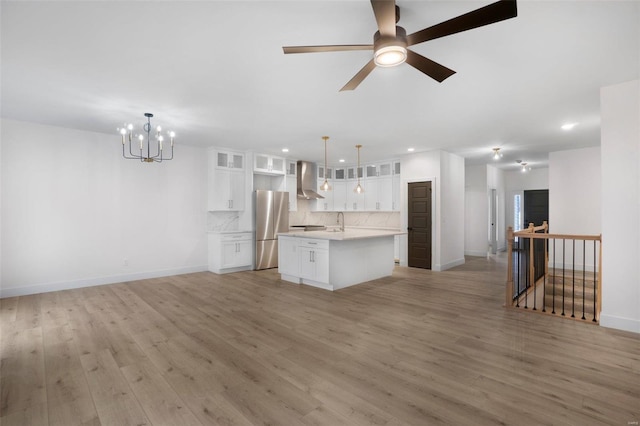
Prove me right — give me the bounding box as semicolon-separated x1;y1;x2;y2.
524;190;549;282
408;181;432;269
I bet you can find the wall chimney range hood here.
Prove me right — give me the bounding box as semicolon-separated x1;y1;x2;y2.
297;161;324;200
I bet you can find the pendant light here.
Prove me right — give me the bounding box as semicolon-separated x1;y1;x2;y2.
320;136;331;191
354;144;364;194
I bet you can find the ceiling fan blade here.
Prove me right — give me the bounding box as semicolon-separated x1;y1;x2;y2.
405;50;456;83
283;45;373;54
370;0;397;37
406;0;517;46
340;59;377;91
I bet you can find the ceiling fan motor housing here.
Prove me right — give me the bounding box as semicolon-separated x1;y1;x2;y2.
373;26;408;67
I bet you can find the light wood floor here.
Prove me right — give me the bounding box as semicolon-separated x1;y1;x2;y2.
1;255;639;426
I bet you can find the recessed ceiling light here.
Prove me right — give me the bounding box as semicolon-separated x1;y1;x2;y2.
561;123;578;131
407;148;415;152
339;159;345;163
282;148;289;153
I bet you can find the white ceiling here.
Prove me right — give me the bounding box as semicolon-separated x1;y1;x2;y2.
1;1;638;170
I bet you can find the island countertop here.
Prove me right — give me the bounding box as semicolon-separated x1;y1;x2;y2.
278;228;404;241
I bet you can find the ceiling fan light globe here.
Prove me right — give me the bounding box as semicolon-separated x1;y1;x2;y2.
374;45;407;67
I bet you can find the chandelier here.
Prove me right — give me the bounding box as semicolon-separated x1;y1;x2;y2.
119;113;174;163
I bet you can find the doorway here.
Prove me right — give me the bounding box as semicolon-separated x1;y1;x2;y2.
489;188;497;255
407;181;432;269
523;189;549;282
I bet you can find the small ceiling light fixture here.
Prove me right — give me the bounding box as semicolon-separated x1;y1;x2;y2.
282;148;289;153
492;147;503;160
320;136;331;191
354;144;364;194
118;113;174;163
339;158;345;163
517;160;531;173
407;147;415;152
561;122;578;131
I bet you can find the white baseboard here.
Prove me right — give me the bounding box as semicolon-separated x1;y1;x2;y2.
434;257;466;272
465;250;488;257
0;265;208;298
599;313;640;334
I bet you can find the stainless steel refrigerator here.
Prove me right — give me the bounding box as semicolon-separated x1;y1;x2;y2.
255;190;289;270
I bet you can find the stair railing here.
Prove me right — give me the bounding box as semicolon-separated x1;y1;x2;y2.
506;222;602;323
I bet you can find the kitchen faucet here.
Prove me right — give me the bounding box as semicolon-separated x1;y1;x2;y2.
337;211;345;232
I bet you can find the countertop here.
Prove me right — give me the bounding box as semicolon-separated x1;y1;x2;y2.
278;228;404;241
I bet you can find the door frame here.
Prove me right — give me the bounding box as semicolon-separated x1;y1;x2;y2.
400;176;437;269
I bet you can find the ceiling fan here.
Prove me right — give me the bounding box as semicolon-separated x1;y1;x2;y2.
283;0;517;91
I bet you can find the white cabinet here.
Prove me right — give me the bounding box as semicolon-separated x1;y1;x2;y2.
254;154;286;175
298;240;329;284
332;181;347;212
216;151;244;170
208;232;252;274
364;176;392;211
285;160;297;211
346;166;365;211
392;161;401;211
363;161;394;211
278;236;299;277
208;150;245;211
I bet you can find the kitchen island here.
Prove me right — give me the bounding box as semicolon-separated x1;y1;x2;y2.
277;228;404;291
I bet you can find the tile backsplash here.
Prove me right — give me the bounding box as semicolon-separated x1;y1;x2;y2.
289;199;400;229
207;211;240;232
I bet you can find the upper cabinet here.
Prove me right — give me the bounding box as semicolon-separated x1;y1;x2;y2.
208;149;245;211
216;151;244;170
312;159;400;212
254;154;285;175
285;160;297;212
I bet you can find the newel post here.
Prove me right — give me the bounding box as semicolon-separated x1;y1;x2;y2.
506;226;514;306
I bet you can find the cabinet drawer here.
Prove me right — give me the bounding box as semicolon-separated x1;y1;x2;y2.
220;232;252;242
298;239;329;250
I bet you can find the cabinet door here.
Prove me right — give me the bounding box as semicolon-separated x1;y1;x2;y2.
286;175;297;211
209;169;232;210
378;176;393;211
347;185;364;211
392;174;400;211
286;161;297;176
299;247;315;280
229;171;245;210
313;249;329;284
278;238;299;276
236;240;252;266
230;153;244;169
255;154;270;172
221;241;239;268
316;179;333;211
270;156;285;174
365;164;378;178
364;179;379;211
332;181;347;212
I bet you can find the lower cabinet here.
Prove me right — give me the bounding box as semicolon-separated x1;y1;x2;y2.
278;237;329;287
208;232;252;274
298;244;329;284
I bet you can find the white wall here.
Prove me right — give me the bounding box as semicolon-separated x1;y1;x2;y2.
465;165;488;256
1;119;208;297
400;150;465;271
548;147;601;271
549;147;601;235
600;79;640;333
440;151;465;269
487;165;506;251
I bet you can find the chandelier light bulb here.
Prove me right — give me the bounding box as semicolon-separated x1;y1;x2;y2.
127;123;133;131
